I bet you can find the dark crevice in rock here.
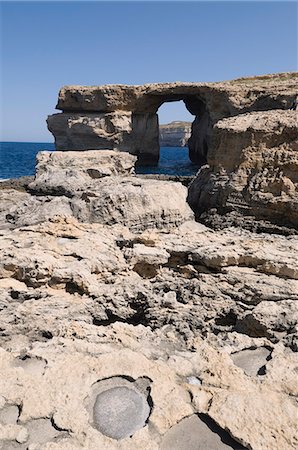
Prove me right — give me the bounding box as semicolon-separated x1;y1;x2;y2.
116;239;134;249
65;281;86;295
27;186;74;198
133;263;158;279
215;310;237;327
166;252;189;268
198;414;249;449
16;403;23;422
144;386;154;424
50;416;69;433
86;168;105;179
69;253;84;261
92;308;150;328
257;365;267;376
41;331;53;340
9;289;48;303
166;252;219;275
198;208;298;237
92;314;125;327
93;375;136;384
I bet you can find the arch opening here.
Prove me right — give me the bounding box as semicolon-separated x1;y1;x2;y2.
134;95;211;175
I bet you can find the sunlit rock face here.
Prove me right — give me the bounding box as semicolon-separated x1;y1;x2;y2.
47;72;298;166
159;121;191;147
188;110;298;227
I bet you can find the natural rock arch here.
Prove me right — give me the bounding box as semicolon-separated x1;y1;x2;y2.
131;95;210;167
47;73;297;169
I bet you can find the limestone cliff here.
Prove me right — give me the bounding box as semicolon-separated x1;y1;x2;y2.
159;121;191;147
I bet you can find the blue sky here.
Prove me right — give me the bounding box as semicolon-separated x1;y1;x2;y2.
0;1;297;142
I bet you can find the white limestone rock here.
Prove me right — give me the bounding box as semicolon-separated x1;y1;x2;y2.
29;150;137;195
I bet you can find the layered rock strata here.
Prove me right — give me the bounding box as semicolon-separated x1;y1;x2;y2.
188;110;298;227
5;151;194;230
47;72;298;165
159;121;191;147
0;150;297;449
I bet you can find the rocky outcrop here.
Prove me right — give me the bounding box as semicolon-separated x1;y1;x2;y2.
0;212;297;449
29;150;137;194
159;121;191;147
0;149;298;449
1;76;298;449
188;110;298;227
47;112;159;166
3;150;194;230
47;72;298;165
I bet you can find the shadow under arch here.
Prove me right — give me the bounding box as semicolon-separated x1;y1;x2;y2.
132;93;211;169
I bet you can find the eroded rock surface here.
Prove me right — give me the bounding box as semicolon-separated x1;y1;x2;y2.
48;72;298;166
0;144;297;449
2;151;193;230
188;110;298;228
0;212;297;449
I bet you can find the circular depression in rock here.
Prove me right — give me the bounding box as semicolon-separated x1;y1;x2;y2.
93;385;150;439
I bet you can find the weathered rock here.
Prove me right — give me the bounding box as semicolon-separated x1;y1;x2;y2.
0;215;297;449
56;74;297;114
0;218;297;346
92;382;151;439
188;110;298;227
160;414;245;450
48;73;298;165
0;151;193;230
29;150;137;195
1;92;298;450
5;195;73;227
47;111;132;151
159;121;191;147
71;177;194;230
231;347;272;376
47;113;159;165
0;189;31;229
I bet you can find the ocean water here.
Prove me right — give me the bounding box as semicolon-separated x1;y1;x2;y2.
0;142;199;179
0;142;55;179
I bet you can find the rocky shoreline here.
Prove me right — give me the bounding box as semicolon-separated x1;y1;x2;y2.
0;73;297;450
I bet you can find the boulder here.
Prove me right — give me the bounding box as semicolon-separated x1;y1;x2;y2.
29;150;137;195
71;177;194;230
2;151;194;230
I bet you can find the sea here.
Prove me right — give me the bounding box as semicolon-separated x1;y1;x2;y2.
0;142;199;180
